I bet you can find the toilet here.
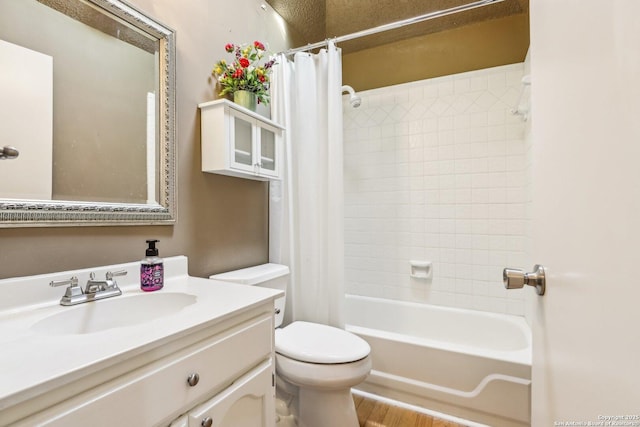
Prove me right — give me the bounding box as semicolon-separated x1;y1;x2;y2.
210;263;371;427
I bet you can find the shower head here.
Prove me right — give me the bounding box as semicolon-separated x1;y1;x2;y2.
341;85;361;108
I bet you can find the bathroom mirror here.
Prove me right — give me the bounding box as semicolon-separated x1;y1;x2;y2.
0;0;176;227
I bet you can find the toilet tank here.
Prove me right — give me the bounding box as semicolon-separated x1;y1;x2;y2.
210;263;289;327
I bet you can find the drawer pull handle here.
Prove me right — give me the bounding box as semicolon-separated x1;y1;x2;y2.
187;373;200;387
275;308;281;315
201;416;213;427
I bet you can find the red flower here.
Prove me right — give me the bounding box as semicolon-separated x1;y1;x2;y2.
225;43;234;53
232;68;243;79
258;75;266;83
239;58;250;68
254;41;265;50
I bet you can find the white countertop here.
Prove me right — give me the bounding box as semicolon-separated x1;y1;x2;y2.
0;256;282;412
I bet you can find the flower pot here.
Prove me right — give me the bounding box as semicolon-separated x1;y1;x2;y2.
233;90;257;111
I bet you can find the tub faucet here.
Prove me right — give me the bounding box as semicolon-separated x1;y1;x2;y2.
50;270;127;306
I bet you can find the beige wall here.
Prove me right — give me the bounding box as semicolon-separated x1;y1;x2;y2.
0;0;302;279
343;13;530;92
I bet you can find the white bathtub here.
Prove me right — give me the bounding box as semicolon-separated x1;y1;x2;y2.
345;295;531;427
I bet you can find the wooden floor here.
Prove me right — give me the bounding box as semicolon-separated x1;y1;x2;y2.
354;394;469;427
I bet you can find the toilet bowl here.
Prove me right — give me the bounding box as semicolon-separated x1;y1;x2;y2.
275;321;371;427
210;264;371;427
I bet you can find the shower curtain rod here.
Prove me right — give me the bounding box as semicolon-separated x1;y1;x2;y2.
281;0;505;56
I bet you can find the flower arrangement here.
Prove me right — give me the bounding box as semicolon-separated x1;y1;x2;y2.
212;41;275;105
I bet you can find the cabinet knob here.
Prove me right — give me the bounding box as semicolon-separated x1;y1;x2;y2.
201;417;213;427
187;373;200;387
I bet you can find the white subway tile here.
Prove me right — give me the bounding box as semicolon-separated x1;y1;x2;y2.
455;249;473;265
455;189;472;203
487;140;507;157
471;219;490;235
454;128;471;144
469;112;488;127
455;294;475;309
438;116;454;130
472;249;490;265
474;92;499;109
455;159;473;173
437;80;455;96
469;75;488;91
423;83;439;99
455;204;473;219
440;249;456;263
472;203;489;219
488;125;506;141
470;128;488;144
440;174;456;189
440;189;456;204
439;205;456;220
455;234;473;249
455;174;473;189
343;63;527;316
454;77;471;94
455;263;474;279
438;145;455;160
488;219;507;234
472;158;489;173
472;189;490;203
454;114;471;129
488;109;506;125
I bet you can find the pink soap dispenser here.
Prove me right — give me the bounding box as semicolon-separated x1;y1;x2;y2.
140;239;164;292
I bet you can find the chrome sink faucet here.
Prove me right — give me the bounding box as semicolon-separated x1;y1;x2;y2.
50;270;127;306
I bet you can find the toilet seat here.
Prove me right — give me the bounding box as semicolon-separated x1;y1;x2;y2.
275;352;372;390
275;321;370;364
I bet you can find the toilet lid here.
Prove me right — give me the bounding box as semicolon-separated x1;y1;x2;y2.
275;321;370;364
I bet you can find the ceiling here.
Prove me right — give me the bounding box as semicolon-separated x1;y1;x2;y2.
265;0;529;54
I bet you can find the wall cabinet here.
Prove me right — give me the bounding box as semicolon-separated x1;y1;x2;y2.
13;306;276;427
199;99;284;181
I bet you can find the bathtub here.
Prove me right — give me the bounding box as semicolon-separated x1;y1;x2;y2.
345;295;531;427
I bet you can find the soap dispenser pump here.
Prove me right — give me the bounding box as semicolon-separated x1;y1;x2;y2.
141;239;164;292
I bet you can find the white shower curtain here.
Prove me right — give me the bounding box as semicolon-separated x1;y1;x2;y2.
269;41;345;328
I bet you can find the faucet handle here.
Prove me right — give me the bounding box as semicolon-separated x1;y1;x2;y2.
104;270;127;291
50;276;79;288
106;270;127;280
50;276;85;305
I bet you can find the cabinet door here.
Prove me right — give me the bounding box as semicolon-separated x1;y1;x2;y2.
188;360;275;427
228;110;257;175
256;123;279;179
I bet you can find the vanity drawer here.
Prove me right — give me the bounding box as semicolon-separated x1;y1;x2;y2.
16;313;273;427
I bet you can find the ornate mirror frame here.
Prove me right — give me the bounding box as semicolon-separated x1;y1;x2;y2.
0;0;176;227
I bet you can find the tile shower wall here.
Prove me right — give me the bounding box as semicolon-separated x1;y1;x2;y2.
344;63;528;316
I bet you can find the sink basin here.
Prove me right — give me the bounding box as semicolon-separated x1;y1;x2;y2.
32;292;197;335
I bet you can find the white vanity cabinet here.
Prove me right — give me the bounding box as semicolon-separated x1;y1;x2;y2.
199;99;284;181
9;304;276;427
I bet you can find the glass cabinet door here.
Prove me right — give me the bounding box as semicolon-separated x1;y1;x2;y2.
229;112;256;173
258;124;278;178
